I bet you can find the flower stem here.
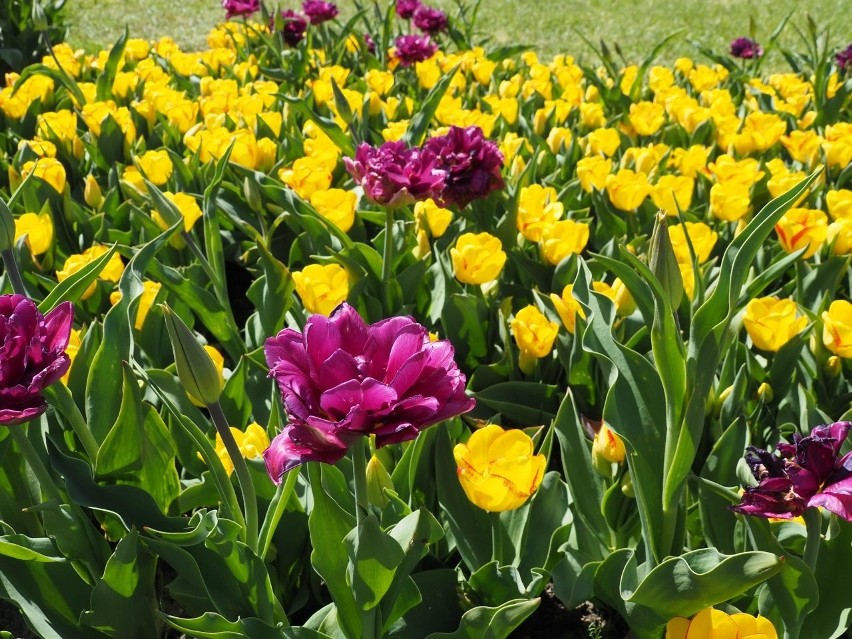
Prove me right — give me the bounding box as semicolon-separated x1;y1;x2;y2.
1;248;27;295
352;436;369;525
43;384;99;461
208;401;258;552
381;207;394;314
490;511;503;566
803;507;821;572
9;424;63;503
258;467;300;561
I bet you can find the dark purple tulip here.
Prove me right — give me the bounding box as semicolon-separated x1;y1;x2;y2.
272;9;308;47
731;422;852;521
424;125;505;208
221;0;259;19
730;37;763;59
344;140;445;208
0;295;73;426
396;0;421;19
393;34;438;67
413;5;448;34
302;0;338;25
263;303;475;480
363;33;376;55
837;43;852;71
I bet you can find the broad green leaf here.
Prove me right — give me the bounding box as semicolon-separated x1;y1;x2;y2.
0;535;64;562
344;513;404;611
758;554;819;639
164;612;333;639
392;570;463;638
807;521;852;639
424;598;539;639
81;530;159;639
473;382;561;425
95;30;128;101
627;548;784;619
468;561;528;606
592;549;664;639
37;243;119;313
698;421;748;553
402;64;461;147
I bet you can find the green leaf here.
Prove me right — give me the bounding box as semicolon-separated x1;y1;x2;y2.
424;599;539;639
37;243;118;313
81;529;159;639
473;382;561;425
627;548;783;619
468;561;528;606
0;535;64;562
96;363;180;513
283;97;355;157
758;554;819;639
164;612;333;639
402;64;461;147
95;30;128;101
807;521;852;639
592;549;665;639
344;513;404;611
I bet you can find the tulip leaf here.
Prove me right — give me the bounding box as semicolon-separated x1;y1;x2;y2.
592;549;665;639
402;64;461;147
96;363;180;513
626;548;784;619
806;521;852;639
283;97;356;157
164;611;333;639
344;513;404;611
80;529;159;639
424;598;540;639
37;243;118;313
95;29;128;101
698;420;748;553
550;550;600;609
473;382;561;425
468;561;528;606
758;553;819;638
0;535;64;562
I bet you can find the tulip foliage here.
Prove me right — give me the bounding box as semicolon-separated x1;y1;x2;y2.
0;1;851;639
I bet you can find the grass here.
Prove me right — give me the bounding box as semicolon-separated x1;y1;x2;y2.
64;0;852;71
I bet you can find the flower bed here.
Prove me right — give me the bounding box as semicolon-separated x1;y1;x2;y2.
0;1;851;638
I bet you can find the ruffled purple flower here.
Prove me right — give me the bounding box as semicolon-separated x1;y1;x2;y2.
363;33;376;55
837;43;852;71
0;295;73;426
424;125;505;208
263;303;475;480
731;422;852;521
222;0;259;19
396;0;421;19
344;140;445;208
302;0;338;25
730;37;763;59
393;34;438;67
272;9;308;47
413;5;448;34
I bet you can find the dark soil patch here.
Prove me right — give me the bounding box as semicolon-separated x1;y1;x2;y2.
0;599;37;639
510;586;630;639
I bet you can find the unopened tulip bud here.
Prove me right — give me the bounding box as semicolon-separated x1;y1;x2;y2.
621;470;635;498
592;423;626;476
714;385;733;417
648;211;683;309
366;454;394;508
84;175;104;209
243;176;263;212
825;355;842;378
162;304;223;406
756;382;773;403
31;1;48;31
0;199;15;251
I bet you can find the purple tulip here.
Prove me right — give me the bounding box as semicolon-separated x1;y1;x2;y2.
396;0;421;19
731;422;852;521
221;0;259;19
0;295;73;426
302;0;338;25
363;33;376;55
413;5;448;34
424;125;505;208
393;34;438;67
263;303;475;480
344;140;446;208
272;9;308;47
837;43;852;71
730;37;763;59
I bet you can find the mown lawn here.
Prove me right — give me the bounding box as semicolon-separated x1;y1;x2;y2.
65;0;852;69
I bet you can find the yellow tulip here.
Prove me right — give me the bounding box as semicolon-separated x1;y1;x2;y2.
292;263;349;317
21;158;66;194
826;189;852;220
629;101;666;136
707;155;764;188
822;300;852;359
517;185;564;242
414;198;453;238
585;127;621;157
451;232;506;285
310;188;357;233
667;145;710;179
56;245;124;300
666;607;777;639
109;280;162;330
775;207;827;259
709;182;751;222
279;156;334;200
743;297;808;352
733;112;786;155
780;130;822;165
62;329;82;385
511;305;559;374
540;219;590;265
593;423;626;463
668;222;717;264
576;156;612;193
827;217;852;255
454;425;546;512
593;279;636;317
651;175;694;216
14;212;53;256
152;192;203;234
549;284;586;334
213;423;270;476
188;345;225;407
605;169;649;212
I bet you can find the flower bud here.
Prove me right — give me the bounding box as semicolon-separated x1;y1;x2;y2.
620;470;635;498
31;1;48;31
714;385;733;417
243;176;263;212
162;304;223;406
648;211;683;309
366;454;394;508
0;199;15;251
592;423;626;476
825;355;842;378
756;382;773;403
84;175;104;209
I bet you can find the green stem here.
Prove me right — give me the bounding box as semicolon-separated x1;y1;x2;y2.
258;467;300;561
2;248;27;295
208;401;258;552
43;384;99;461
9;424;63;503
381;207;394;314
352;437;369;525
803;507;821;572
490;511;503;566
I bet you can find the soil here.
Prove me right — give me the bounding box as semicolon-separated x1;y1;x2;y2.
0;599;36;639
510;586;630;639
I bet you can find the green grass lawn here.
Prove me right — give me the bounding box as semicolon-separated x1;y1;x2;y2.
65;0;852;70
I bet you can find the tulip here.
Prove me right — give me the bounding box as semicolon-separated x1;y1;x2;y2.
310;189;357;233
414;198;453;238
292;263;349;317
629;101;666;136
14;212;53;256
21;159;66;194
742;297;807;352
413;6;447;34
56;246;124;300
605;169;649;212
822;300;852;359
451;232;506;285
666;607;777;639
730;37;763;59
264;303;474;480
775;207;828;259
222;0;259;19
135;149;173;186
826;189;852;220
593;279;636;317
109;280;162;330
668;222;717;264
709;182;751;222
393;35;438;67
585;127;621;157
454;425;546;512
549;284;586;334
592;423;626;476
517;184;564;242
576;156;612;193
651;175;694;216
213;423;269;476
511;305;559;374
540;219;590;265
163;306;224;407
302;0;338;24
0;295;73;425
